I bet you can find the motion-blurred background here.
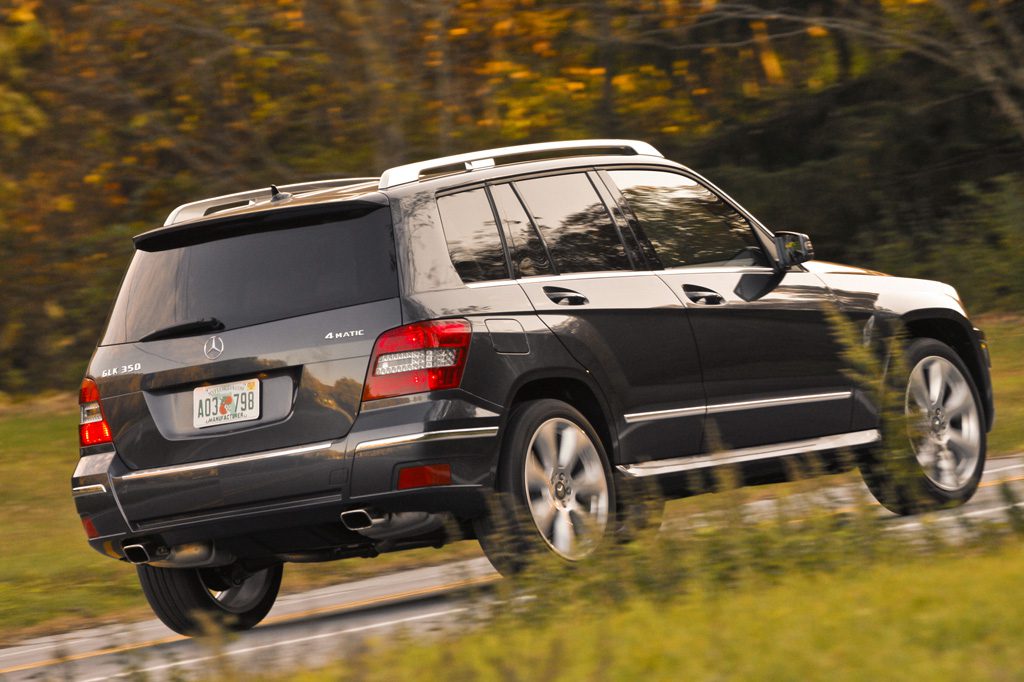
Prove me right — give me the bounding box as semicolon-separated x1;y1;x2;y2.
1;0;1022;393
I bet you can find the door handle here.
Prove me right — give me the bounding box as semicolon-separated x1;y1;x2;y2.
682;284;725;306
543;286;589;306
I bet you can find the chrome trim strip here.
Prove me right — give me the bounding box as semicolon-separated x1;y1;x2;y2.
354;427;500;454
464;279;520;289
624;405;705;424
624;391;852;424
463;266;781;289
617;429;880;478
705;391;852;415
71;484;108;498
119;441;334;480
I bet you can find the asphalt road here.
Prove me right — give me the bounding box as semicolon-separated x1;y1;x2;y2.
4;453;1023;681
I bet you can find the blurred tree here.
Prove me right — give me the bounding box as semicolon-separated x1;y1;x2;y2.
0;0;1020;392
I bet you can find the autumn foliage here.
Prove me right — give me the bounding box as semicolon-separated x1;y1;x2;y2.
0;0;1021;391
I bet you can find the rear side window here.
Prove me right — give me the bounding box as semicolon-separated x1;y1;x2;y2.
609;170;767;268
437;189;510;283
490;183;554;278
103;207;398;345
515;174;631;274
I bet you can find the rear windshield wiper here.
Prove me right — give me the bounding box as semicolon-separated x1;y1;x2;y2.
139;317;225;342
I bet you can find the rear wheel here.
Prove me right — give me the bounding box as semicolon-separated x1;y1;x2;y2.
860;338;986;515
136;563;282;635
476;399;615;574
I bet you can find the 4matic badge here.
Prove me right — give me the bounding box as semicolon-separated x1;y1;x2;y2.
324;329;365;341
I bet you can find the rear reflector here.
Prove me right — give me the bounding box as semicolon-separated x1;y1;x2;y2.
363;319;471;401
397;463;452;490
79;378;113;447
81;516;99;539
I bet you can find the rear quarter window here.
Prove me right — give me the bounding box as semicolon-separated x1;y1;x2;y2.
436;189;510;283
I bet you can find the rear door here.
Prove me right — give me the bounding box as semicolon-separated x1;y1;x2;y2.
91;203;401;472
493;172;706;464
605;168;853;452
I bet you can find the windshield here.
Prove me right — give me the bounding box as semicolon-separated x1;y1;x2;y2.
102;207;398;345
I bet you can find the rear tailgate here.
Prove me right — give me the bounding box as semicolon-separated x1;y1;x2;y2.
90;203;399;521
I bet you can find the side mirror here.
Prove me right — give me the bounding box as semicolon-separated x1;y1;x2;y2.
773;231;815;269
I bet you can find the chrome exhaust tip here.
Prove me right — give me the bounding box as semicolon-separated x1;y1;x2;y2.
340;509;375;531
122;543;153;564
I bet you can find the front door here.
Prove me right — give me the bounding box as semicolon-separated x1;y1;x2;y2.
604;168;853;453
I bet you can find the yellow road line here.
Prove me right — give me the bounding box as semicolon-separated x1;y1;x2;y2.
0;573;498;675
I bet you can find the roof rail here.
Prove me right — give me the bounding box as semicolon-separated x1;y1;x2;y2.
378;139;663;190
163;177;380;226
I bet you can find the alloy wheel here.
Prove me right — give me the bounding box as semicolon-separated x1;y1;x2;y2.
523;418;609;560
905;355;982;491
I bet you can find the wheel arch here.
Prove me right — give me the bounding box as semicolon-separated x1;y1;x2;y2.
902;309;993;430
503;370;620;466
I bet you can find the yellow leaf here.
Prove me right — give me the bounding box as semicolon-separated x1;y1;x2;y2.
8;1;38;23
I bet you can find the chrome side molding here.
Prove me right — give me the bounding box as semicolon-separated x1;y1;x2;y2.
624;391;852;424
617;429;880;478
705;391;851;415
354;426;500;454
624;405;705;424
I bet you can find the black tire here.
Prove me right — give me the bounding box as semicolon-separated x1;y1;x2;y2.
475;399;616;575
136;563;282;635
859;337;986;515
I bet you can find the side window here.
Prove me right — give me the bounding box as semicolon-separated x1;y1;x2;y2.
490;183;554;277
609;170;768;268
515;173;632;274
437;189;510;283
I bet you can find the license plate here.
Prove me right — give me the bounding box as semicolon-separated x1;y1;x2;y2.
193;379;260;429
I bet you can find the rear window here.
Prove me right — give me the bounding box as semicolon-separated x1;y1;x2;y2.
102;207;398;345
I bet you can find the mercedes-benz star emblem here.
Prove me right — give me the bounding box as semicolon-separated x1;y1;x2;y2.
203;335;224;360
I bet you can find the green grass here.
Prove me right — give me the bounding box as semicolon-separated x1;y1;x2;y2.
283;542;1024;681
982;314;1024;457
0;408;145;642
0;315;1020;642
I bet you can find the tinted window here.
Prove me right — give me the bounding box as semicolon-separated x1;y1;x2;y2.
437;189;510;283
103;207;398;344
610;170;767;268
515;174;631;274
490;183;554;277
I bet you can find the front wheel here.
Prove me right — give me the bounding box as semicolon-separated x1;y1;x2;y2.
136;563;282;635
860;338;986;515
476;399;615;574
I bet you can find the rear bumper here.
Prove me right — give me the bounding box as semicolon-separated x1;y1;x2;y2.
72;394;501;558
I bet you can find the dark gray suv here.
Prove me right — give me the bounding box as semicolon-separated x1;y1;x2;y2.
72;139;994;635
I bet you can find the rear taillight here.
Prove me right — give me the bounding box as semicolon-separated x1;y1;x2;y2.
362;319;472;401
79;378;112;447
